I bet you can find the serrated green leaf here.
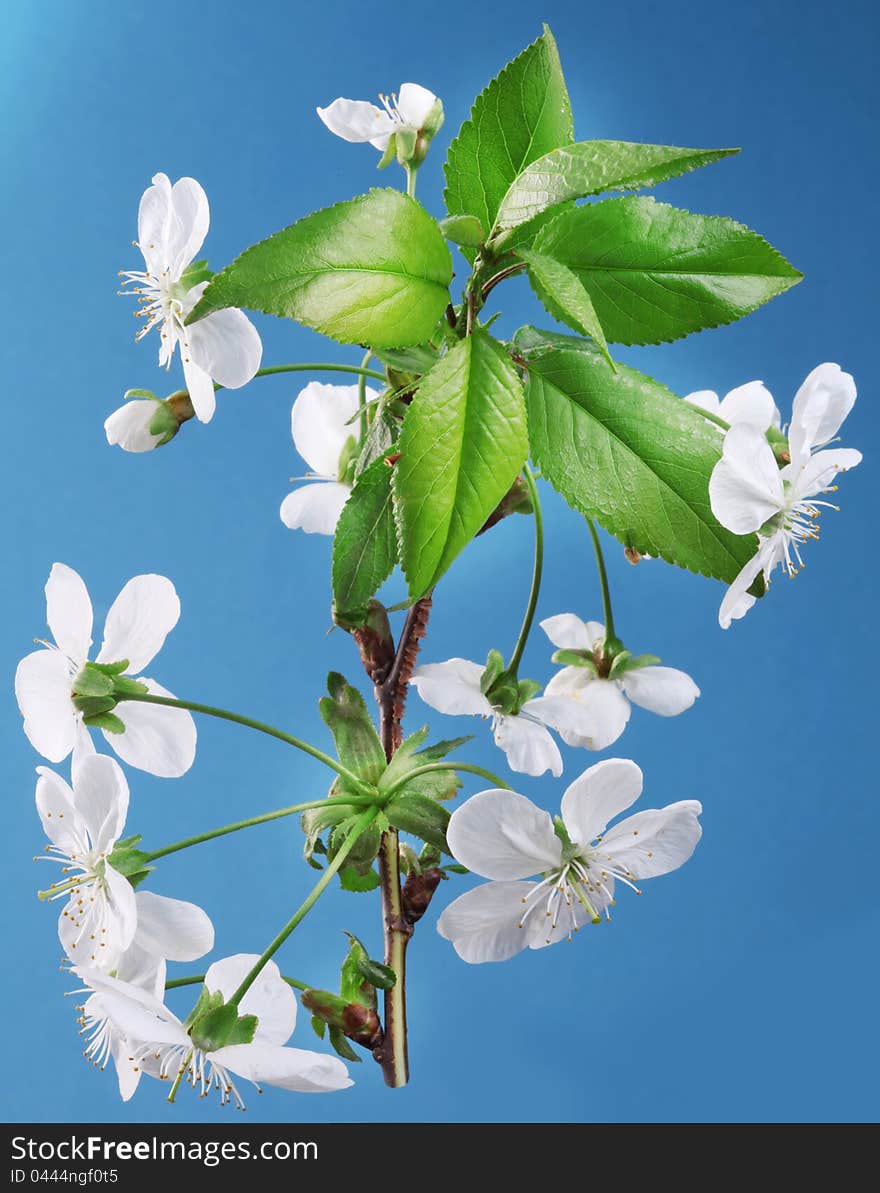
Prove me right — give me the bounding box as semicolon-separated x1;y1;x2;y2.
532;196;801;345
444;26;573;261
338;866;382;892
439;214;485;248
373;344;440;374
319;673;386;785
517;248;613;367
518;329;764;586
332;458;398;618
354;404;398;478
187;189;453;349
385;792;451;852
394;329;528;598
491;141;738;244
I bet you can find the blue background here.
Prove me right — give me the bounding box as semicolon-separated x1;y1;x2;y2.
2;0;876;1124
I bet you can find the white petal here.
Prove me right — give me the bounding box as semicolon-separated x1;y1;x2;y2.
137;173;173;277
446;788;561;879
789;362;856;462
181;353;216;423
599;800;702;879
542;680;630;751
395;82;438;128
409;660;491;717
184;306;262;389
35;767;83;854
113;1041;142;1102
168;176;210;276
316;98;396;144
15;649;77;763
203;955;297;1046
134;890;214;963
719;381;780;430
794;447;862;498
436;881;536;963
72;753;129;854
99;991;188;1048
280;482;350;536
539;613;591;651
45;563;93;663
543;666;594;698
109;678;196;777
104;400;163;453
59;864;137;970
212;1042;352;1092
709;424;784;534
620;666;700;717
684;389;721;416
115;941;166;998
561;758;644;845
529;893;598;950
291;381;362;477
97;574;180;674
71;719;96;785
493;713;563;777
718;548;766;629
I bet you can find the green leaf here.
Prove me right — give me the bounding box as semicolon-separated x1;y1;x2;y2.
338;866;382;893
187;189;453;349
385;792;451;853
319;673;386;786
518;329;764;586
444;26;573;259
532;196;801;345
491;141;738;244
343;933;397;992
332;458;398;619
329;1026;362;1062
373;344;440;374
439;214;486;248
394;329;528;598
517;248;613;368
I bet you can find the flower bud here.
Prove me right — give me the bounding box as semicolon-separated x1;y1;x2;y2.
104;389;194;453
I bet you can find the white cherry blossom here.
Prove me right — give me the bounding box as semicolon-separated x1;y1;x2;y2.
83;954;353;1106
280;382;377;535
437;759;702;963
15;563;197;777
685;380;781;431
540;615;699;750
317;84;438;151
119;173;262;423
36;754;214;971
709;363;861;628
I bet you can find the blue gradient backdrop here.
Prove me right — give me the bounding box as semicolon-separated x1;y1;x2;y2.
2;0;876;1124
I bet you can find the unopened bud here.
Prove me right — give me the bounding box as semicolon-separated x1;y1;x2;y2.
402;867;444;923
104;389;194;453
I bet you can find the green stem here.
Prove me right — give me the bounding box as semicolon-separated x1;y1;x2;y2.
143;796;373;863
228;806;380;1007
383;761;512;799
689;405;730;432
405;166;417;198
117;692;373;797
585;517;616;641
507;464;544;675
216;362;386;391
358;350;373;440
165;974;308;992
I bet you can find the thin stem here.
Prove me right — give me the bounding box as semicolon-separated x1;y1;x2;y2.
383;761;512;799
229;806;380;1007
219;362;386;390
143;795;373;863
507;463;544;675
481;262;525;302
405;166;417;198
117;692;372;796
689;405;730;432
358;351;373;440
585;517;616;641
165;974;308;992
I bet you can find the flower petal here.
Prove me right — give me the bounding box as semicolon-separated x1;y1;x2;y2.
316;97;396;144
684;389;721;416
15;649;77;763
539;613;591;651
789;362;856;462
72;753;129;854
540;681;630;751
719;380;780;430
167;176;210;276
35;767;83;855
212;1042;352;1092
97;574;181;675
291;381;363;477
718;547;766;629
137;173;173;277
709;424;784;534
59;864;137;970
409;659;491;717
529;892;599;949
794;447;862;498
181;353;216;423
134;890;215;963
116;940;167;998
396;82;438;128
436;880;536;963
104;400;164;453
280;482;351;536
203;955;297;1046
184;306;262;390
543;666;593;698
493;713;563;777
446;788;561;879
99;990;189;1049
109;678;196;778
45;563;93;663
620;666;700;717
561;758;644;845
599;800;702;879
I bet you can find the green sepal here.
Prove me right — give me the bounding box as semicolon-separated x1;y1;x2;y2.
123;388;156;401
395;126;418;164
517;678;542;705
82;710;126;734
553;815;575;853
342;932;395;996
72;665;115;698
439;214;485;248
189;1004;257;1051
607;650;633;679
385;792;451;853
106;836;153;885
111;675;149;699
376;727;466;803
338;866;381;892
301;988;349;1029
480;649;506;695
329;1026;362;1062
88;659;130;677
184;985;221;1030
376;134;398;170
328;814;383;874
310;1015;327;1040
147;400;180;445
319;673;386;788
301;802;353;867
443;863;469;875
612;652;662;677
551;648;596;671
